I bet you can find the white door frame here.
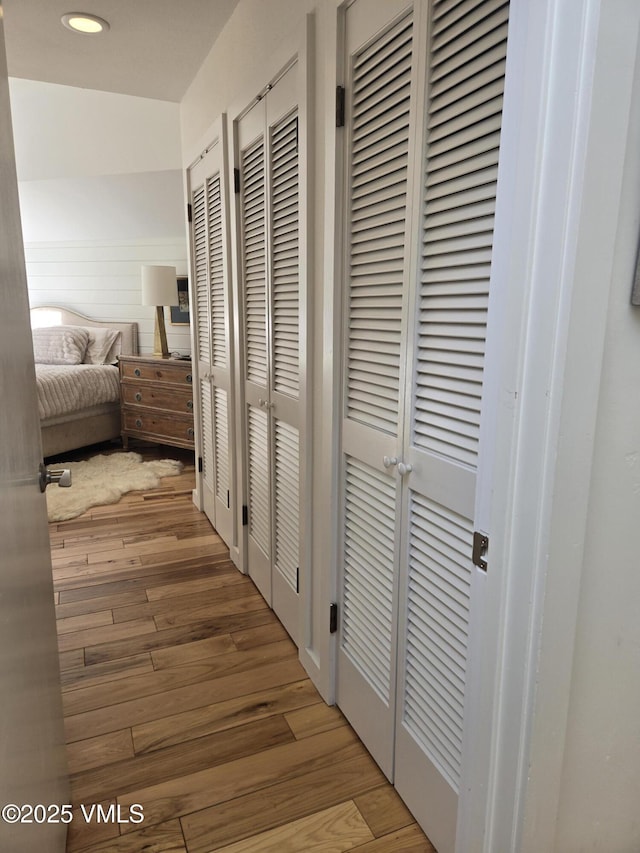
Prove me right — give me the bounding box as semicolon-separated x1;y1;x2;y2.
458;0;638;850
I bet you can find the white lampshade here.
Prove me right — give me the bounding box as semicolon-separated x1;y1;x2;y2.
141;265;177;307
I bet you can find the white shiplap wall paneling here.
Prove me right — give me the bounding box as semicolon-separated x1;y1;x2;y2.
25;238;190;355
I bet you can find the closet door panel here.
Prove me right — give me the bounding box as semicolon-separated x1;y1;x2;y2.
189;135;233;546
336;0;417;780
190;175;213;520
267;65;302;642
207;168;233;545
394;2;510;850
239;101;272;600
238;65;304;644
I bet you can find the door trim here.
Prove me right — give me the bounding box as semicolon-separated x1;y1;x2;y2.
457;0;631;850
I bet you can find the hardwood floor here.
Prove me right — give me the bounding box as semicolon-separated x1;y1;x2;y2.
50;442;435;852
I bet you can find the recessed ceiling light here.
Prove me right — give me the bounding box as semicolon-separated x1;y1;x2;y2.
61;13;110;34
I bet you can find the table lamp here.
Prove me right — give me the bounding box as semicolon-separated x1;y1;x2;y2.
141;265;177;358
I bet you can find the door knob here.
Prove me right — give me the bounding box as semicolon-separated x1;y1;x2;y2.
383;456;398;469
397;462;413;476
39;463;72;493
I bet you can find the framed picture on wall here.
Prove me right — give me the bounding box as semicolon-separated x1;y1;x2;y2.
170;277;190;325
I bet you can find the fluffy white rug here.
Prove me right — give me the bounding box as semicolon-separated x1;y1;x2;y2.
46;452;183;522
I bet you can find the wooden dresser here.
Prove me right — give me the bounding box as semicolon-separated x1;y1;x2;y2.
119;355;195;451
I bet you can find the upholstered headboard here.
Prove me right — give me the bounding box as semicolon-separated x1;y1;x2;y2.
30;306;138;356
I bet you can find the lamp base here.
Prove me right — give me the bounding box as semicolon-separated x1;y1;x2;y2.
153;305;170;358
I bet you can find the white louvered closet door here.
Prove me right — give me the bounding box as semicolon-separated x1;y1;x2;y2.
394;3;509;851
238;99;271;603
238;64;303;645
336;0;418;780
266;66;302;645
188;129;233;548
337;0;509;850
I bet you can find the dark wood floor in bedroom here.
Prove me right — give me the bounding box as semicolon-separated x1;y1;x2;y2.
50;442;434;853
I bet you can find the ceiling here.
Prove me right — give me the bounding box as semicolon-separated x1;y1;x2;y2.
2;0;240;102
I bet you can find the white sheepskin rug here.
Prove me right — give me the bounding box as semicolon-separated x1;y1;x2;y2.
46;452;183;522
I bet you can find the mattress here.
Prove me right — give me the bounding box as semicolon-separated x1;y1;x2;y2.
35;363;120;421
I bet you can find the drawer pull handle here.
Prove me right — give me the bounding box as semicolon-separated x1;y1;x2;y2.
187;400;193;410
186;374;193;384
135;392;142;402
134;368;141;377
135;419;143;429
187;427;194;439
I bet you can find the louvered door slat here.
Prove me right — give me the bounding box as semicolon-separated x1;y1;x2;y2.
270;111;299;398
206;174;227;369
342;456;396;702
213;387;229;503
192;187;209;364
432;22;509;89
247;405;269;554
241;137;267;387
404;493;473;791
200;379;213;490
345;10;413;435
274;420;299;590
413;0;508;468
431;1;508;57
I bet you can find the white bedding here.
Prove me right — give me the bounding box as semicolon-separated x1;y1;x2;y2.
36;363;120;421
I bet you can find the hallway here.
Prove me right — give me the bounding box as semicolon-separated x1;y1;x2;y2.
51;446;434;852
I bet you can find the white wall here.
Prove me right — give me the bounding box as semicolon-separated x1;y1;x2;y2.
9;78;182;181
180;0;317;155
553;7;640;846
9;79;190;354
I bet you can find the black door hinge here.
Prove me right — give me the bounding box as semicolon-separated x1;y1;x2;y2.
329;602;338;634
227;490;230;509
234;168;241;194
336;86;345;128
242;504;248;526
295;567;299;594
472;531;489;572
197;456;203;473
187;202;193;223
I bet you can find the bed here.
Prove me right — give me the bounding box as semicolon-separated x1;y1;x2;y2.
30;306;138;458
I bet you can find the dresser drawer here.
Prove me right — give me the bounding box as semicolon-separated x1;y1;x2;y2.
122;410;194;447
122;385;193;415
119;356;195;451
120;360;193;386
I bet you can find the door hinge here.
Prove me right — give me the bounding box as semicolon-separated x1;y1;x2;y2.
295;567;299;594
234;168;241;194
472;531;489;572
242;504;248;526
197;456;203;473
187;202;193;223
329;602;338;634
227;489;230;509
336;85;345;128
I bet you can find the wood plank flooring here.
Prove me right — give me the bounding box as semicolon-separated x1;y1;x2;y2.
50;443;435;853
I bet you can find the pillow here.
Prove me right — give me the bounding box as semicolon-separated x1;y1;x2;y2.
81;327;122;365
32;326;89;365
